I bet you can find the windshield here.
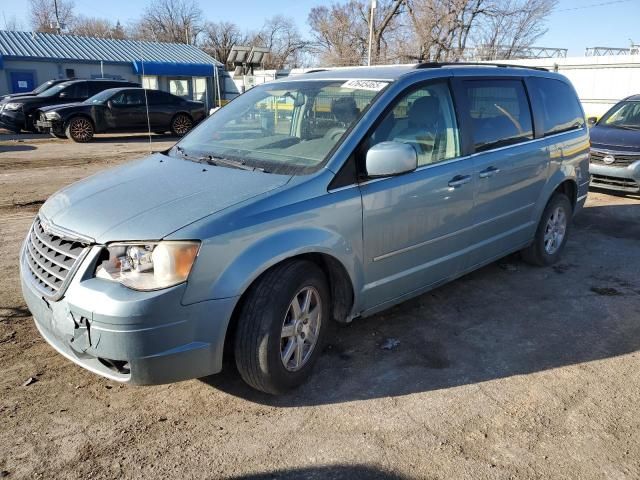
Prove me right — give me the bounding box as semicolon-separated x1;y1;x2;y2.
601;101;640;129
39;83;70;97
174;79;388;174
84;89;114;104
33;80;57;94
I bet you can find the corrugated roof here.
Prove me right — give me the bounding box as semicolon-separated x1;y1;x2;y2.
0;30;221;66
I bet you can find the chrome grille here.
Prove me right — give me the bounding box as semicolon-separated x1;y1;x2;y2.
24;217;89;298
590;150;640;167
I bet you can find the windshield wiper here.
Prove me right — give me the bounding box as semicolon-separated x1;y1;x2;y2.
175;146;266;172
207;155;266;172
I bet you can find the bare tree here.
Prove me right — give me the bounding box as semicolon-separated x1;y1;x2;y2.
308;0;404;66
251;16;310;69
132;0;203;44
70;16;127;39
202;21;248;64
474;0;558;59
28;0;75;34
2;14;25;31
406;0;488;61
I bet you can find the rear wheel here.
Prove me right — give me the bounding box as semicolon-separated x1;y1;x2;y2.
521;193;572;266
170;113;193;137
65;117;94;142
234;260;329;395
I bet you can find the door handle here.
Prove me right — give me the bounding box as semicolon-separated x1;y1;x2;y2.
448;175;472;188
479;166;500;178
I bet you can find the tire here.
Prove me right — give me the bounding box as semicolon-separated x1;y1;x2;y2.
65;117;94;143
170;113;193;137
521;193;572;266
234;260;330;395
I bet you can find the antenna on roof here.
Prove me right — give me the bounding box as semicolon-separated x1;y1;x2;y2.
137;42;153;152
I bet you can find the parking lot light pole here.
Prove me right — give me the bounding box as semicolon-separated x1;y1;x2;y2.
367;0;376;66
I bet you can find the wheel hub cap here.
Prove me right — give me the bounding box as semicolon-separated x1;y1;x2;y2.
280;286;322;372
544;206;567;255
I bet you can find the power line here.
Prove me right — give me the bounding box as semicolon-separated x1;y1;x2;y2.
556;0;633;13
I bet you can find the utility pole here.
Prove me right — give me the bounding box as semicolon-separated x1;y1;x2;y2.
53;0;62;34
367;0;376;66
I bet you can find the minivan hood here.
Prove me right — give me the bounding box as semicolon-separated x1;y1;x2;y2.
39;153;292;243
590;125;640;151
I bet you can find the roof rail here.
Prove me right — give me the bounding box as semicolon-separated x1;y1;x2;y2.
415;62;548;72
304;69;328;74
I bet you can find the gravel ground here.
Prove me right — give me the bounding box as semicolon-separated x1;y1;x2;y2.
1;133;639;480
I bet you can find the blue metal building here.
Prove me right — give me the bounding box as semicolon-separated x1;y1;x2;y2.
0;30;224;108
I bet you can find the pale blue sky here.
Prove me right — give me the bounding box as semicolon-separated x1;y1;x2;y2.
1;0;639;56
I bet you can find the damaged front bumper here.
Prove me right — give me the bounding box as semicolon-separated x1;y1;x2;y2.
20;243;237;385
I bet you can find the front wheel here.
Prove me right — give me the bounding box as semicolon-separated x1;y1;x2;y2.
170;113;193;137
521;193;572;266
234;260;330;395
65;117;94;143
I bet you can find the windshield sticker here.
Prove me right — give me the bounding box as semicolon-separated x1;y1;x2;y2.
341;79;389;91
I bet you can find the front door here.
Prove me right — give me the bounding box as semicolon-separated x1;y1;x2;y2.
105;90;147;131
457;78;548;268
9;71;35;93
359;80;475;311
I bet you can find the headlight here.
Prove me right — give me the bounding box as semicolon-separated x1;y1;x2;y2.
4;102;22;111
95;241;200;291
44;111;61;120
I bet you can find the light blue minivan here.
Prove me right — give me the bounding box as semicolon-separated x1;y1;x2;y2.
21;64;590;394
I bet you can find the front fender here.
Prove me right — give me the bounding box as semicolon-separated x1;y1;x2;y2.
182;226;363;308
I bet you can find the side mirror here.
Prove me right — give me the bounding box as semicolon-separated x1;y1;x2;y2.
366;141;417;178
59;91;68;98
587;116;598;126
106;100;113;109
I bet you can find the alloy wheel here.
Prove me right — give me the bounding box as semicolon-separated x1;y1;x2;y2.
543;206;567;255
280;286;322;372
172;115;192;136
70;118;93;142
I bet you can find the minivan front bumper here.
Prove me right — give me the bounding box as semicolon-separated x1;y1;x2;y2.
20;243;237;385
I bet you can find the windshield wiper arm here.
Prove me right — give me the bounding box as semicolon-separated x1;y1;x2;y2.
174;147;267;172
206;155;266;172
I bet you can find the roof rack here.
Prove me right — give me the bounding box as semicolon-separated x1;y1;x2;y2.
415;62;548;72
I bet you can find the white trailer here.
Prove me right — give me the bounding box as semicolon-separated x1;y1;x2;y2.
497;55;640;118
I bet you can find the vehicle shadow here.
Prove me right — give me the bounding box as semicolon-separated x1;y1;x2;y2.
226;465;410;479
89;134;179;144
202;203;640;407
0;144;37;153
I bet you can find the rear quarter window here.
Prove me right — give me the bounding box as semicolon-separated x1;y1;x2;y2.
528;77;585;136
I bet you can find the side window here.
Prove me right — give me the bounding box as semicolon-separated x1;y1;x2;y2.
109;91;127;105
368;81;461;166
88;82;105;96
63;82;88;99
73;82;89;99
463;79;533;152
147;90;164;106
529;77;585;136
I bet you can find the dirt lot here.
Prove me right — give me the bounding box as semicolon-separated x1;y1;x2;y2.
1;133;640;480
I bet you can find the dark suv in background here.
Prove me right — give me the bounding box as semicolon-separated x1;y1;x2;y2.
0;78;139;133
0;78;71;101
